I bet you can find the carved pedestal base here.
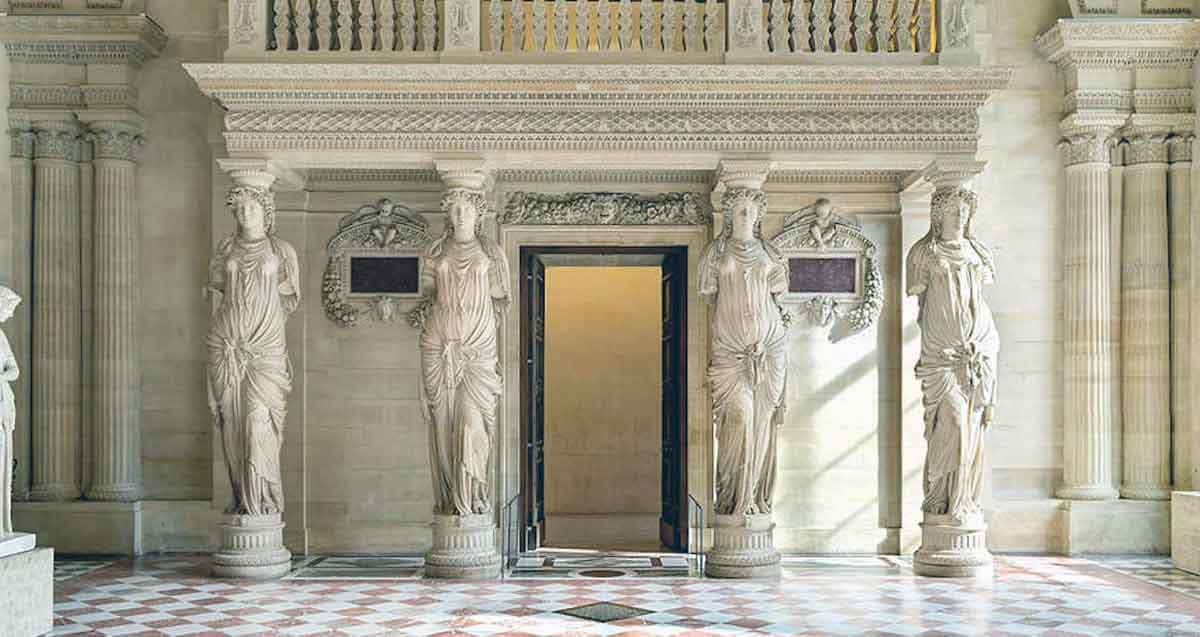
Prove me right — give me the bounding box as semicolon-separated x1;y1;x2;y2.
913;512;993;578
425;513;501;579
704;513;781;578
212;514;291;579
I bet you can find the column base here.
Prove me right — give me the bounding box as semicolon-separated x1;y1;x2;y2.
1056;485;1119;501
212;513;291;579
86;483;143;502
424;513;501;579
0;547;52;637
913;512;993;578
1120;485;1172;500
704;513;781;579
27;482;80;502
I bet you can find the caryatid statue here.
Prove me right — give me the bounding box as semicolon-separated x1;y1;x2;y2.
907;185;999;577
700;186;789;578
411;185;509;579
0;287;21;537
205;185;300;517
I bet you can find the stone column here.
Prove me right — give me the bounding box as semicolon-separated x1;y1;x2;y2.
423;159;503;580
28;119;83;502
1120;130;1172;501
8;121;34;501
82;119;145;502
1170;134;1194;490
1057;126;1119;500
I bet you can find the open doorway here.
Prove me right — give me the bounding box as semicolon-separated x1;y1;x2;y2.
520;247;688;553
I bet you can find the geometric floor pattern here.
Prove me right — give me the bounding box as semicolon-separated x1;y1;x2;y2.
49;554;1200;635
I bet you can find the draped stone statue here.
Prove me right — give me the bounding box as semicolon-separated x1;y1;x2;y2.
701;185;788;578
414;188;510;516
206;185;300;517
411;184;508;578
0;288;21;538
907;185;998;577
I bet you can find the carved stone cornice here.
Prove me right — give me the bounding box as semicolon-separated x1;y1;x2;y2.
0;0;147;13
1168;134;1194;163
85;120;144;162
1036;19;1200;70
32;119;81;161
0;14;166;66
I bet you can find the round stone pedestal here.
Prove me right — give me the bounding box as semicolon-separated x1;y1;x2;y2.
913;512;993;578
212;513;291;579
425;513;502;579
704;513;781;578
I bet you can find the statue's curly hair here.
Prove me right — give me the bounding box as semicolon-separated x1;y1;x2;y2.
441;188;490;233
719;187;769;237
929;186;978;237
226;186;277;233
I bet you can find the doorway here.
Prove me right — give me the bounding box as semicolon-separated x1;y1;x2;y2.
520;247;688;553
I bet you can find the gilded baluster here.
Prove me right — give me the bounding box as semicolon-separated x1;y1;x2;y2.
532;0;548;50
273;0;292;50
832;0;850;52
575;0;591;50
511;0;527;50
618;0;634;49
790;0;809;52
421;0;437;49
852;0;870;51
661;0;677;51
596;0;611;49
554;0;569;49
683;0;700;51
399;0;417;49
488;0;505;50
639;0;654;50
703;0;720;52
336;0;352;49
915;0;930;52
768;0;787;52
296;0;314;49
811;0;829;51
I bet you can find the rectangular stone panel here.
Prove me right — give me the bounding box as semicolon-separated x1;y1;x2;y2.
349;257;420;294
788;257;857;294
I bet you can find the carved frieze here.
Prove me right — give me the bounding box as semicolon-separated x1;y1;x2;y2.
500;192;709;225
773;200;883;340
323;199;432;328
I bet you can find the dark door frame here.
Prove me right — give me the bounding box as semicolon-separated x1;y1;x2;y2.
519;246;689;553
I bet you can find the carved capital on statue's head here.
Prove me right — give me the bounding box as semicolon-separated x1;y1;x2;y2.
919;158;986;191
436;159;492;191
87;120;145;163
715;160;772;191
32;119;82;162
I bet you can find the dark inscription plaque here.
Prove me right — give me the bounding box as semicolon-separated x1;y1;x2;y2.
350;256;420;294
788;257;857;294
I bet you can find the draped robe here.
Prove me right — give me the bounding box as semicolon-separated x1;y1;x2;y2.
206;235;300;516
700;237;789;516
420;238;508;516
0;329;15;535
908;238;998;521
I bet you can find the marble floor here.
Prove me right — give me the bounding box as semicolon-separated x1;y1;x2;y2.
48;554;1200;636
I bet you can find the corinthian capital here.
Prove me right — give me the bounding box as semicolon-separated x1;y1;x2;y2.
87;120;145;163
32;119;82;162
8;121;35;160
1123;130;1170;166
1168;135;1194;164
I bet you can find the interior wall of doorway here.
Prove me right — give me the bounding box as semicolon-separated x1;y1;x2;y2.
543;266;663;550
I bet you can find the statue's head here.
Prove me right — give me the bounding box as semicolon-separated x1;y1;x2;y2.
813;197;834;221
441;188;488;239
0;287;21;323
930;187;977;243
721;187;768;240
227;186;276;236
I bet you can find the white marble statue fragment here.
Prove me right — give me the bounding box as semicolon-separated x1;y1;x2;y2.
700;187;789;516
413;188;510;516
0;287;20;536
906;187;999;522
205;186;300;516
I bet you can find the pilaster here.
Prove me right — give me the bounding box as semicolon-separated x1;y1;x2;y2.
1169;133;1194;490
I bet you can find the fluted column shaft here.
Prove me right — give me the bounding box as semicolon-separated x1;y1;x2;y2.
28;120;83;502
8;123;35;501
1170;136;1194;490
84;121;144;502
1058;130;1119;500
1120;132;1173;501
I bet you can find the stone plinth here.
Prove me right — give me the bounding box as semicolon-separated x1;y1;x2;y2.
212;513;291;579
0;533;36;559
424;513;501;579
704;513;781;578
1173;492;1200;574
0;547;52;637
913;513;993;578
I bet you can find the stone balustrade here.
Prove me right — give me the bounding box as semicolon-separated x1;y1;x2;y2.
251;0;959;60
